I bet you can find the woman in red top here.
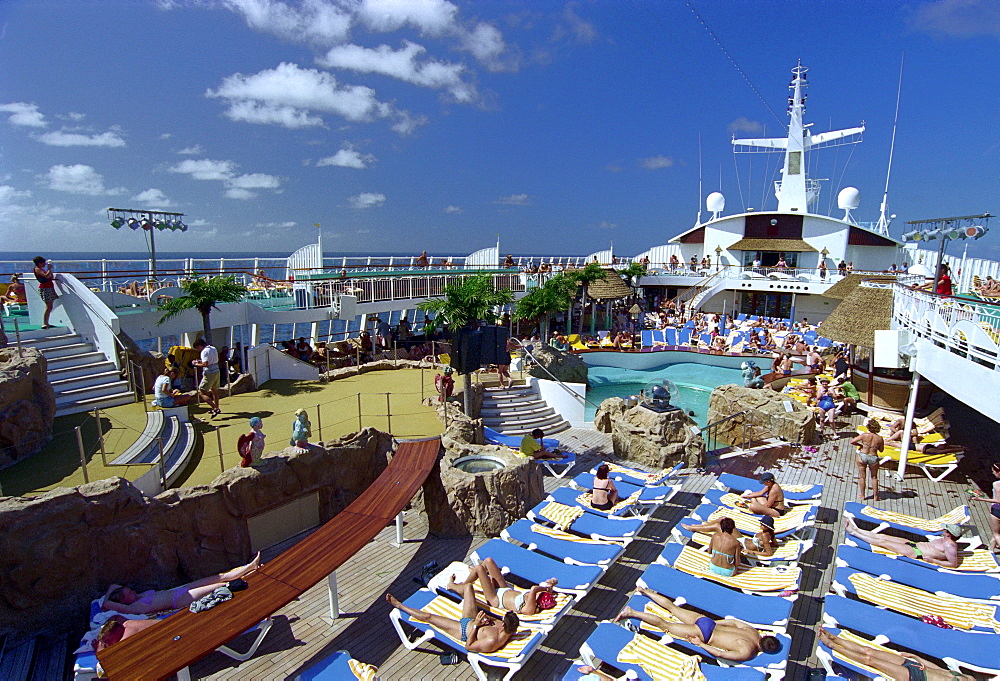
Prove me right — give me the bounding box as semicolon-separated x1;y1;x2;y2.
935;264;953;296
32;256;58;328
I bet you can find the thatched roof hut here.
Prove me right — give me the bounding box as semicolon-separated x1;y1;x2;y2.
822;274;896;300
587;270;632;300
819;284;894;347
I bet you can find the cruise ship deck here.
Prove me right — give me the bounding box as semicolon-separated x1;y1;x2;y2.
187;399;999;681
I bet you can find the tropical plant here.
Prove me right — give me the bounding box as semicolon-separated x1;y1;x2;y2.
620;262;646;287
570;262;607;335
157;275;249;345
513;274;576;340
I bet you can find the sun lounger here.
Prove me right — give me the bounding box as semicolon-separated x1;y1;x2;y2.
471;539;606;599
638;563;795;632
670;523;812;566
592;461;683;487
656;544;801;595
713;473;823;501
546;486;648;520
389;589;549;681
580;622;765;681
691;502;818;541
483;426;558;449
527;500;644;543
831;565;1000;632
822;594;1000;677
702;488;819;511
877;442;964;482
843;534;1000;573
815;626;930;681
835;544;1000;601
294;650;377;680
570;472;679;507
640;330;655;348
501;519;626;567
843;502;970;536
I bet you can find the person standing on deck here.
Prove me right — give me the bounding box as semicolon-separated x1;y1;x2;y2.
192;338;222;417
32;256;58;329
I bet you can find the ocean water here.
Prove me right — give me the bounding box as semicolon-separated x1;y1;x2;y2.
585;363;744;428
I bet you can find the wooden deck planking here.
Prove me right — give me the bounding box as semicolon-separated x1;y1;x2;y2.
190;420;995;681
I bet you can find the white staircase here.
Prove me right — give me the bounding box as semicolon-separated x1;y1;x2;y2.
16;327;135;417
480;386;571;436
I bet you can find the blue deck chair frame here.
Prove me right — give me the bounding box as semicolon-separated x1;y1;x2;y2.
501;518;626;567
843;501;969;537
589;462;682;488
471;538;606;599
713;473;823;501
570;472;679;508
546;486;649;520
527;500;644;544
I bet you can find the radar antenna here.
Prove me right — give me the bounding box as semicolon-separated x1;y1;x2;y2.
876;54;904;236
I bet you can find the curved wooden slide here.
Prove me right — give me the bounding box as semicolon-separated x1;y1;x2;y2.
97;436;441;680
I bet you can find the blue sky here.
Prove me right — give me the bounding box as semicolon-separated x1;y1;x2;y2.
1;0;998;259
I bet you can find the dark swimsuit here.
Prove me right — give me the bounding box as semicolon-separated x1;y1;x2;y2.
695;616;716;644
902;658;927;681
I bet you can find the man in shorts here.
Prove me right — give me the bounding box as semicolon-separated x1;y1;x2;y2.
192;338;222;417
520;428;566;460
845;519;965;569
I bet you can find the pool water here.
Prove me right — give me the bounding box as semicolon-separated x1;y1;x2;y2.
585;363;744;427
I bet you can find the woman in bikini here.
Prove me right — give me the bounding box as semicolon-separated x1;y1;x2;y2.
707;516;742;577
850;419;885;501
816;379;838;437
591;464;620;511
446;557;557;617
101;552;261;614
970;462;1000;553
682;515;777;558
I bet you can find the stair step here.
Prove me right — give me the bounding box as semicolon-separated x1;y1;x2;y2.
482;407;555;423
50;370;123;393
482;414;566;431
55;392;135;417
17;333;82;350
55;381;131;406
47;360;117;381
480;404;552;418
490;421;571;437
44;351;108;371
39;342;94;359
6;326;70;342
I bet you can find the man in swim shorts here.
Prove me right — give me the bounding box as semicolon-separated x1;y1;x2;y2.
818;629;974;681
385;589;518;654
845;518;965;569
614;587;781;662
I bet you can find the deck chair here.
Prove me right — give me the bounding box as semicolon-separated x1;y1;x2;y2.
622;593;791;674
713;473;823;501
501;519;626;567
835;544;1000;602
389;589;548;681
816;626;925;681
843;502;969;536
567;334;589;351
822;594;1000;677
591;461;683;488
703;488;820;510
295;650;377;680
877;445;964;482
638;564;795;632
843;534;999;573
471;538;606;599
676;329;692;346
691;503;818;541
656;544;801;595
546;486;648;520
483;426;559;450
831;566;1000;632
663;328;677;345
670;524;812;566
640;330;654;348
580;622;765;681
527;500;644;544
570;472;679;508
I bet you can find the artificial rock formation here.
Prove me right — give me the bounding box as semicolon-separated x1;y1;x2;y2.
528;344;588;384
0;347;55;469
599;397;705;469
708;384;816;445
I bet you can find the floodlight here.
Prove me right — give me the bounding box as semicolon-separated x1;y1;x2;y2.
966;225;988;239
127;218;140;230
901;230;921;241
110;217;124;229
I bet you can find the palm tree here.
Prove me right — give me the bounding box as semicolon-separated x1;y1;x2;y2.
417;274;514;414
571;262;607;336
513;274;576;341
157;275;249;345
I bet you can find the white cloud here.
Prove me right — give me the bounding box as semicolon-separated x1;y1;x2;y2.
495;193;530;206
444;205;462;214
207;62;398;129
458;22;509;70
168;158;282;199
0;102;47;127
640;155;674;170
222;0;352;47
316;148;375;168
256;221;297;228
177;144;203;155
0;185;32;203
228;173;282;189
356;0;458;35
597;220;617;230
34;129;126;147
553;4;597;44
225;187;257;200
391;110;428;135
911;0;1000;37
319;40;477;102
169;158;238;181
729;117;764;134
349;192;386;209
59;112;86;121
132;188;173;206
46;164;123;195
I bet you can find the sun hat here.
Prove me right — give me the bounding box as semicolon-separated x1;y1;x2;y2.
943;523;966;538
760;515;775;530
759;472;775;483
249;417;262;428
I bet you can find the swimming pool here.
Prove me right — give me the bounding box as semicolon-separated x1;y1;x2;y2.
582;353;745;427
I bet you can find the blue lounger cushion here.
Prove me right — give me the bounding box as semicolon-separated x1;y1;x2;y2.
483;426;558;450
571;473;678;505
528;500;644;542
640;330;654;348
589;462;683;488
836;545;1000;601
638;564;794;630
714;473;823;500
501;519;625;567
546;486;645;519
624;594;791;670
823;594;1000;675
690;502;815;540
581;622;765;681
471;539;605;597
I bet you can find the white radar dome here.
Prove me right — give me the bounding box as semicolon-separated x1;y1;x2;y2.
837;187;861;210
706;192;725;213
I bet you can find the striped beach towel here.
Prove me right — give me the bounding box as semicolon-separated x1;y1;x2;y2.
464;581;571;623
706;505;810;535
576;490;642;515
419;594;540;659
607;462;671;485
617;631;707;681
855;504;969;532
848;572;1000;632
689;532;803;562
670;546;800;592
539;501;584;531
828;629;897;677
869;545;1000;572
530;523;626;546
348;659;378;680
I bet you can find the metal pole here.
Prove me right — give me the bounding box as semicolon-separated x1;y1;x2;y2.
392;511;404;547
150;225;157;280
327;572;340;619
385;393;391;434
75;426;90;484
357;393;363;431
95;408;108;466
896;372;921;480
316;403;323;441
13;318;22;358
216;426;225;472
157;437;167;489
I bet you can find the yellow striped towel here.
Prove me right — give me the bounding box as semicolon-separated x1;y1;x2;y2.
879;445;961;466
348;659;378;680
637;601;682;634
617;631;707;681
419;594;540;659
539;501;584;531
828;629;897;677
607;462;670;485
706;505;810;535
689;532;802;562
576;490;642;514
671;546;800;592
856;504;969;532
869;545;1000;572
530;523;625;546
465;581;572;623
847;572;1000;632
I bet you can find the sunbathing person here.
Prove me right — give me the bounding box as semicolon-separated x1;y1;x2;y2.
817;629;973;681
683;515;778;558
519;428;566;460
884;420;964;454
615;587;781;662
706;516;742;577
739;472;786;517
845;519;965;568
447;557;557;616
102;552;261;614
969;461;1000;553
93;616;160;652
385;591;517;654
592;464;620;510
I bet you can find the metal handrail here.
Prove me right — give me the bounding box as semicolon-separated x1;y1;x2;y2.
700;408;755;453
510;338;603;411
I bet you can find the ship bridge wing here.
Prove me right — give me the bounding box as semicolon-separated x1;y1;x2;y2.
732;136;787;152
807;125;865;148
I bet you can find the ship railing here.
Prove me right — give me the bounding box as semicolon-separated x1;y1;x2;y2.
699;408;756;456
